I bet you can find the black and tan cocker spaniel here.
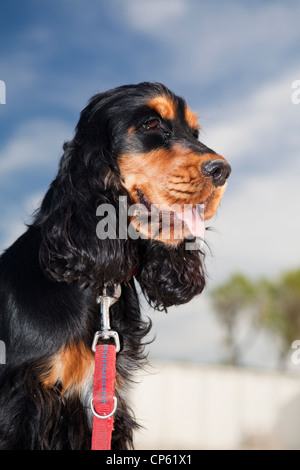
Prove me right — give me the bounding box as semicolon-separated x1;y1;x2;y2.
0;82;230;449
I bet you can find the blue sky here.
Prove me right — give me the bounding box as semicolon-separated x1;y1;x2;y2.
1;0;300;366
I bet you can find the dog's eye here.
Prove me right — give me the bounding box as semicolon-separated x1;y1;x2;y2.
192;129;199;139
143;118;160;130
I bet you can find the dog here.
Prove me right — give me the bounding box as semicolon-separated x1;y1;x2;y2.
0;82;230;449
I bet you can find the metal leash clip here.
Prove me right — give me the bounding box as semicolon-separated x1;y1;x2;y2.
91;284;121;353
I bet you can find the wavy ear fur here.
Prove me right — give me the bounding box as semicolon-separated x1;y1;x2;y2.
136;240;206;311
35;96;138;290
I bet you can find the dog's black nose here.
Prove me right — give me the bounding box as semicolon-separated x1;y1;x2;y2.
202;159;231;187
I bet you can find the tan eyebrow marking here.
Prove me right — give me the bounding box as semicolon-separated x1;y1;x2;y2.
185;106;199;130
147;95;176;121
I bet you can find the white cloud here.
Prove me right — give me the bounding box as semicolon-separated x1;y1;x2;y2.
0;191;44;250
206;156;300;285
201;69;300;164
145;292;223;362
123;0;187;33
121;0;300;89
0;118;73;250
0;118;73;176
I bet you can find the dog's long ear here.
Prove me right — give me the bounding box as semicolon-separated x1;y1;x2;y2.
136;240;206;311
35;95;138;289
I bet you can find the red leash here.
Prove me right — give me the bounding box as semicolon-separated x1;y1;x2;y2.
91;344;117;450
91;284;121;450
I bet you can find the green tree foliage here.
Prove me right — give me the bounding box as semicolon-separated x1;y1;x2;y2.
211;274;257;365
259;269;300;361
211;269;300;367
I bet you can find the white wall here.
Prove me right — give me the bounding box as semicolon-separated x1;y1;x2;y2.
131;361;300;449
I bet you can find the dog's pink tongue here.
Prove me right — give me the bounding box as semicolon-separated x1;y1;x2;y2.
177;206;205;238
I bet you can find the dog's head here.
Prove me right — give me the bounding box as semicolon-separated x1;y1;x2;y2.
76;82;230;244
37;82;230;308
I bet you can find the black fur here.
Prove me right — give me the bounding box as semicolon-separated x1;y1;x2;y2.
0;82;207;450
